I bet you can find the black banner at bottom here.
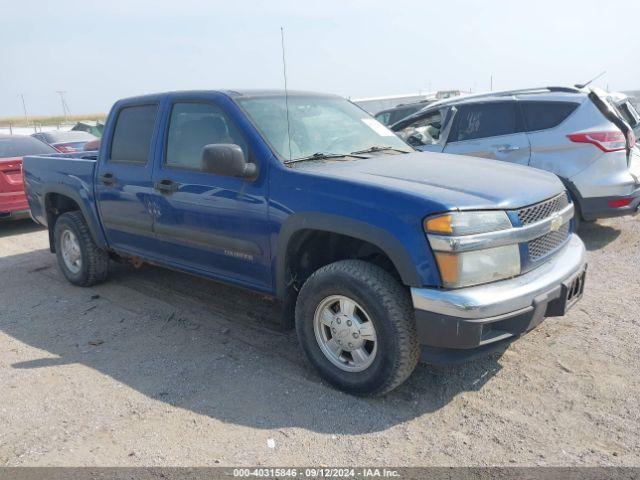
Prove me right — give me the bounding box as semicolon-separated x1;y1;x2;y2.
0;467;639;480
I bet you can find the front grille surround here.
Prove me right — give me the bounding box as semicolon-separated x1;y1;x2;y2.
513;193;572;265
517;192;570;225
528;223;571;260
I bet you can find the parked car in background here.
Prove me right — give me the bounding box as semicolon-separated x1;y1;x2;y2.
0;134;56;220
23;89;587;395
609;91;640;141
71;120;104;138
32;130;97;153
392;86;640;224
374;101;431;126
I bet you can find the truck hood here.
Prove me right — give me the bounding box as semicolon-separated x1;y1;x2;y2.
294;151;565;210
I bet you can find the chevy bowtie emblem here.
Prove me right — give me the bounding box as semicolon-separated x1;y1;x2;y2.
550;214;563;232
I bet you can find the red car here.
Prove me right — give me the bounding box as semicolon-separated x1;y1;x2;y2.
0;134;57;220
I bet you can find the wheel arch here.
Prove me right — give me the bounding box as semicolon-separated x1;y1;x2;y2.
44;186;107;252
275;212;422;298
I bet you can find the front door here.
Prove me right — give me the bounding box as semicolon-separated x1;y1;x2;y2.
95;103;160;254
443;101;531;165
149;98;271;292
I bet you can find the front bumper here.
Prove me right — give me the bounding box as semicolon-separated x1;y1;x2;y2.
0;209;30;220
411;234;587;352
0;191;29;219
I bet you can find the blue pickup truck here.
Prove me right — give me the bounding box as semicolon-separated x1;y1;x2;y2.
23;90;587;395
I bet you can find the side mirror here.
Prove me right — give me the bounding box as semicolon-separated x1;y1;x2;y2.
201;144;257;179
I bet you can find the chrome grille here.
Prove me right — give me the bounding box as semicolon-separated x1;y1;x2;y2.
528;223;571;260
517;193;569;225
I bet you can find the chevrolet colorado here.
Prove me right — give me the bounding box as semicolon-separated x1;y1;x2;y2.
23;90;587;395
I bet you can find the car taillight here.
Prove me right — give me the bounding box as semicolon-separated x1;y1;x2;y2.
608;198;632;208
567;131;627;152
55;145;76;153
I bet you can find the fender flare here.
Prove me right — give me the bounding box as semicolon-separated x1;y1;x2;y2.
275;212;422;297
558;177;585;218
44;185;108;251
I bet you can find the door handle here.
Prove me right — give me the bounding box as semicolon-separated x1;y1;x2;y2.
99;172;115;185
496;145;521;153
154;179;179;193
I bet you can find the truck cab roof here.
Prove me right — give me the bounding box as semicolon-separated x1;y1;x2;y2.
115;89;340;105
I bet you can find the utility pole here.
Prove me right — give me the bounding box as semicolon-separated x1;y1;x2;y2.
19;94;34;132
19;94;29;124
56;90;71;122
490;75;493;92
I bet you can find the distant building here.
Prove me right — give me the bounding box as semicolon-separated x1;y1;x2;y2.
352;90;469;115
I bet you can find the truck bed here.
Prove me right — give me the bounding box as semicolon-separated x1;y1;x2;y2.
23;152;99;228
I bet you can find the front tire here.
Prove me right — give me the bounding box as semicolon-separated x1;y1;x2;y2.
295;260;419;396
54;211;109;287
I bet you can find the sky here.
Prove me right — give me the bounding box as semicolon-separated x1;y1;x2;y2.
1;0;639;117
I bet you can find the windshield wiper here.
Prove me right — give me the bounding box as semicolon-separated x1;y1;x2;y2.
284;152;366;165
350;145;412;155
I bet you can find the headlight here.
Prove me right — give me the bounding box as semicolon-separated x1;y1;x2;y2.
424;211;512;235
425;211;520;288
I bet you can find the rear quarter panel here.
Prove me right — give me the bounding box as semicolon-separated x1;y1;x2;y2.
527;98;613;179
23;154;107;247
527;98;637;198
0;157;28;214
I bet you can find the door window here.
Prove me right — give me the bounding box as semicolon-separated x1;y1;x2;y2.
449;102;521;142
110;105;158;164
520;101;579;132
397;110;443;147
165;102;247;171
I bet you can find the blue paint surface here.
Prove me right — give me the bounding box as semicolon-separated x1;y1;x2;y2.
24;90;566;296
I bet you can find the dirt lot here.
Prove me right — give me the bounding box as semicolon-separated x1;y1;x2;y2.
0;217;638;467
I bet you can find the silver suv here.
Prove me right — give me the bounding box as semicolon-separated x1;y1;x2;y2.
392;86;640;223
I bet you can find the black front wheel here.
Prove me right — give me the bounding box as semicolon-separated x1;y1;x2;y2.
295;260;420;396
54;211;109;287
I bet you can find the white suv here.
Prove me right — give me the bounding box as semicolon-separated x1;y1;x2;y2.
392;86;640;224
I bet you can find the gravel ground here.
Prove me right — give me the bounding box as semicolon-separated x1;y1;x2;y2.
0;216;638;466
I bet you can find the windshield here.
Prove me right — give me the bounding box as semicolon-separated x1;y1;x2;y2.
236;95;411;161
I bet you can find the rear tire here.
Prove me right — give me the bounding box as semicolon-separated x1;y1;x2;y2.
54;211;109;287
295;259;419;396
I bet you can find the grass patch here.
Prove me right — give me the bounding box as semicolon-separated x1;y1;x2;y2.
0;114;106;128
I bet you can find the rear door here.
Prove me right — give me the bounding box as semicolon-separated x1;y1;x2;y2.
149;96;272;291
95;103;160;254
443;100;531;165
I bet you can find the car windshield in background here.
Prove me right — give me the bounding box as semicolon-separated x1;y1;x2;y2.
56;141;91;150
375;104;424;126
39;131;96;143
236;95;411;161
615;100;640;128
0;136;57;158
